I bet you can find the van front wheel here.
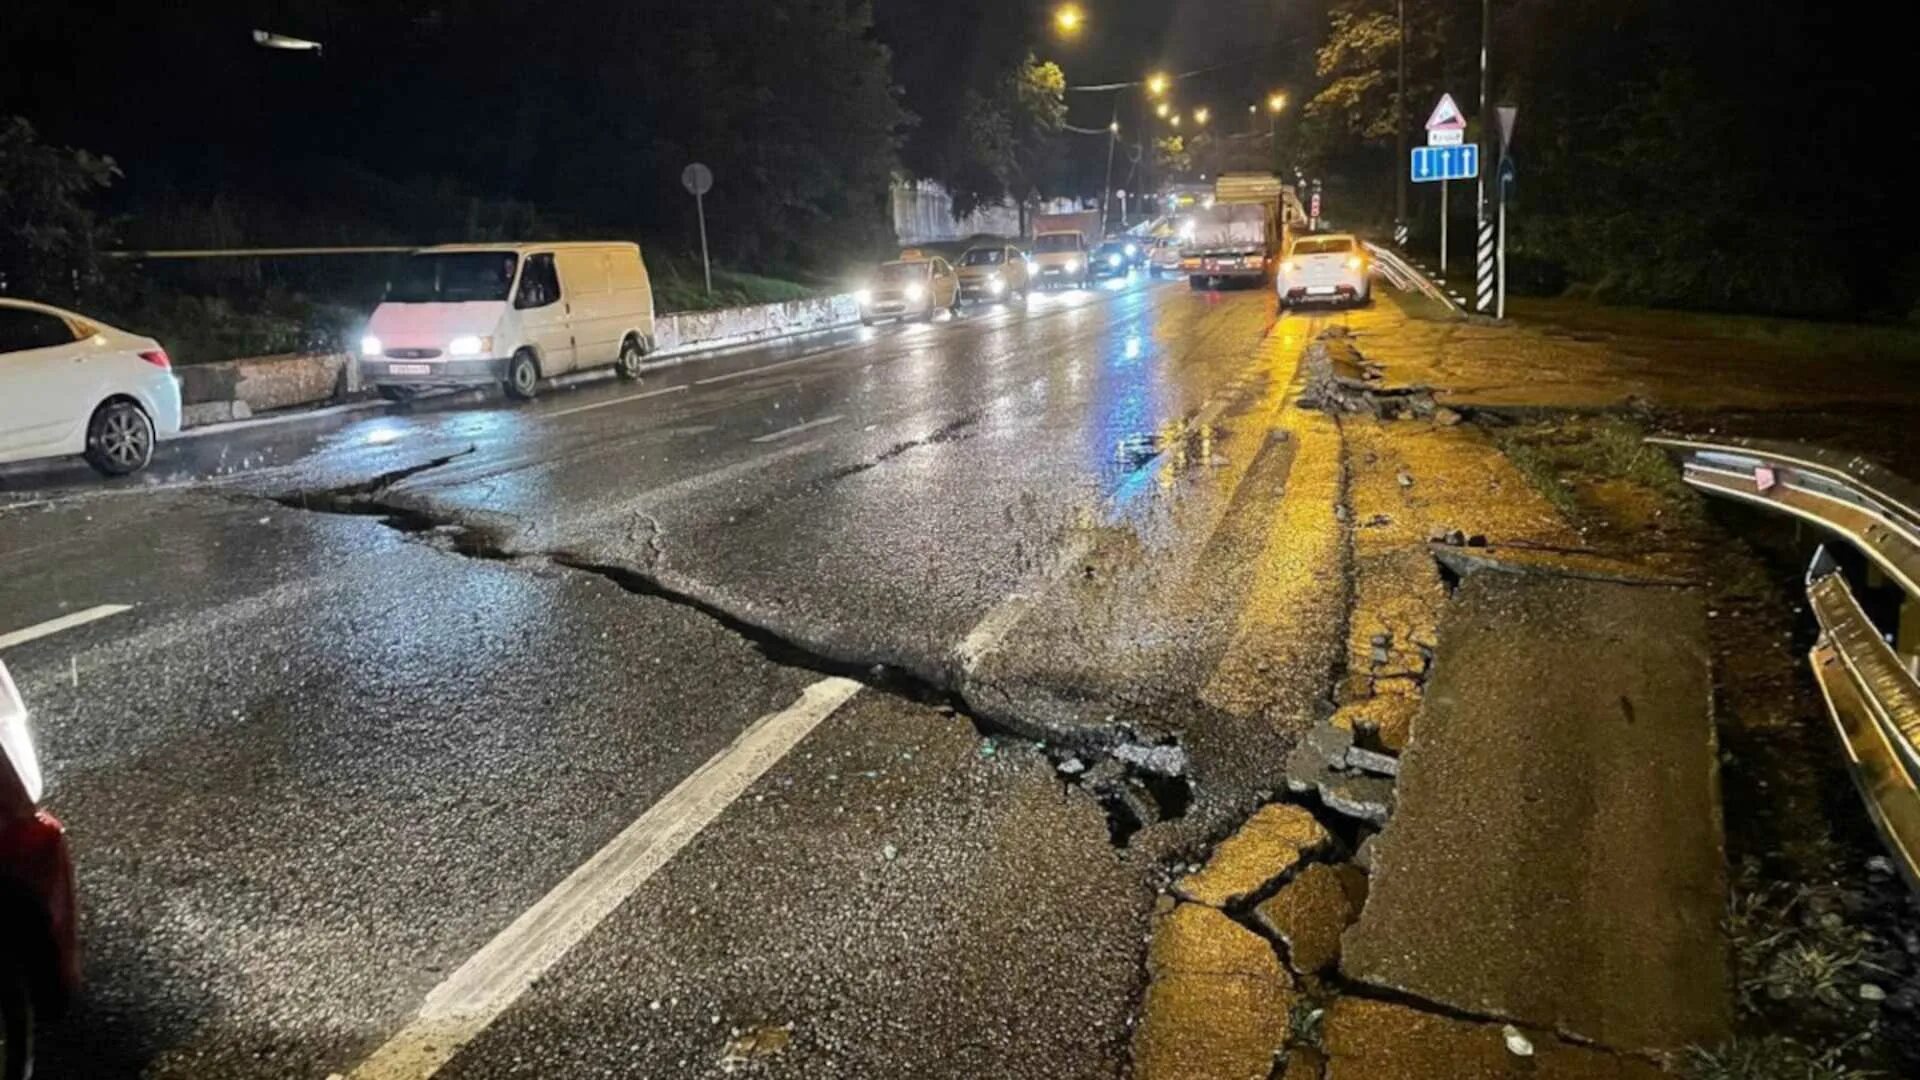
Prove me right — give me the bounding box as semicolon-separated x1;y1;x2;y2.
616;337;645;381
504;351;540;400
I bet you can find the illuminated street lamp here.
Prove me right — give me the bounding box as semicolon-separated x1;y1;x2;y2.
1268;92;1287;114
1147;73;1170;96
1155;101;1172;118
1171;114;1181;129
1194;107;1210;127
1054;4;1085;35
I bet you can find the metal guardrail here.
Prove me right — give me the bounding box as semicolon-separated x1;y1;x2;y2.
1363;243;1459;312
1655;435;1920;891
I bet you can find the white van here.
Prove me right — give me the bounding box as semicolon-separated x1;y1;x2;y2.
360;242;656;400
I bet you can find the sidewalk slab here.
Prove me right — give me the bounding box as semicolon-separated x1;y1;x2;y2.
1341;571;1730;1052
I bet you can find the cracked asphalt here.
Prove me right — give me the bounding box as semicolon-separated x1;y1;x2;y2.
0;276;1374;1077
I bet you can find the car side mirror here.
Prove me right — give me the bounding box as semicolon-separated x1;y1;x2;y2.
0;661;42;814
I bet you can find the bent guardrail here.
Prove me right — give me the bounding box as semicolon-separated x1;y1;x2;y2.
1364;243;1459;312
1654;435;1920;891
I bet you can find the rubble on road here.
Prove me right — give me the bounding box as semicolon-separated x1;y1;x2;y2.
1282;724;1396;827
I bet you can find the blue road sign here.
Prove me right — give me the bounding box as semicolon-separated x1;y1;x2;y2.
1411;144;1479;183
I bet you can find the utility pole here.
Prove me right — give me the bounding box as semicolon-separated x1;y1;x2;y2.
1474;0;1494;314
1101;101;1120;233
1394;0;1407;247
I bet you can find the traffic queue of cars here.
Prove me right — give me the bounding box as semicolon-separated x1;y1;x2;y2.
853;236;1152;325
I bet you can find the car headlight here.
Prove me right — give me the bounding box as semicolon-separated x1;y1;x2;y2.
1125;244;1138;257
905;283;926;302
854;288;872;305
0;661;42;805
360;335;383;357
988;274;1006;293
1065;259;1081;273
448;335;492;357
1108;254;1123;268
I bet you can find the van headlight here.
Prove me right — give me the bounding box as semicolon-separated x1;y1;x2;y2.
360;335;383;357
905;283;926;302
854;288;872;306
448;335;492;357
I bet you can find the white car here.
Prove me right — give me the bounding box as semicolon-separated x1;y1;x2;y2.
0;299;182;475
1278;234;1371;307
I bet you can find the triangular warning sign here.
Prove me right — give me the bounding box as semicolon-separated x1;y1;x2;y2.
1426;93;1467;131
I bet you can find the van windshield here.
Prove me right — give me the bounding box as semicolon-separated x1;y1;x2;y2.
387;252;519;303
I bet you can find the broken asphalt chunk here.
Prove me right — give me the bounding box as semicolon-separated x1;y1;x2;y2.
1173;803;1332;908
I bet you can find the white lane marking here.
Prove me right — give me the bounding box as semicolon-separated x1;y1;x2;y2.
0;604;133;651
749;415;845;444
339;676;864;1080
954;393;1234;675
693;345;859;386
541;383;689;420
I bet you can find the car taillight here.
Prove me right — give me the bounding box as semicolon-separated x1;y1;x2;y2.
139;349;171;369
1346;256;1365;270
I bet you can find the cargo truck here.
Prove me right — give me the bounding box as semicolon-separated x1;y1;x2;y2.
1180;173;1300;289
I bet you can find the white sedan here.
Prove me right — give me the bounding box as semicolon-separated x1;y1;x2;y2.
1278;234;1371;307
0;299;182;475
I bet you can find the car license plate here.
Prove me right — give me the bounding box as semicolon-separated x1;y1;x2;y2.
389;363;430;375
1307;286;1337;296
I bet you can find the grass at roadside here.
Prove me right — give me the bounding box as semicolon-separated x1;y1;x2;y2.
647;256;824;313
1488;414;1695;528
1508;295;1920;366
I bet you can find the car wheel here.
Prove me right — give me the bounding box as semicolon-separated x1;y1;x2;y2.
1;956;32;1080
377;385;417;403
616;336;645;381
84;399;155;476
503;350;540;400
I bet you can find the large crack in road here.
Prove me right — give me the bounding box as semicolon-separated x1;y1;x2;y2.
264;453;1195;846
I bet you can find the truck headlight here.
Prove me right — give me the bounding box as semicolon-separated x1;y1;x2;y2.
1065;259;1081;273
360;335;383;357
448;335;492;357
905;283;926;302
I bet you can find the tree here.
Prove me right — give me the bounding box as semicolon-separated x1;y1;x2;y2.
0;116;119;299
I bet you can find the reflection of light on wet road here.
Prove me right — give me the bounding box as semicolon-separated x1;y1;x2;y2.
1123;335;1144;362
364;425;405;446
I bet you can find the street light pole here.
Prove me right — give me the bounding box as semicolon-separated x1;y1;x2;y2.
1474;0;1493;314
1394;0;1407;245
1101;111;1119;232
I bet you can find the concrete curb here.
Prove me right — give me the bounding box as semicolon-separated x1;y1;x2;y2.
177;293;856;430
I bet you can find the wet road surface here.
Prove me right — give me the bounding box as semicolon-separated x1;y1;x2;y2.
0;275;1374;1078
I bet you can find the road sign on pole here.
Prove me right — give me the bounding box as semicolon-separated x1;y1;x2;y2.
1424;93;1467;134
681;163;714;297
1410;144;1479;182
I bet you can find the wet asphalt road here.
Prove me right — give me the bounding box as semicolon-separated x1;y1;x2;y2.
0;275;1368;1078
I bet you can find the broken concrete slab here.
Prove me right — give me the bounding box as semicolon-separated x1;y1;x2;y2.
1254;863;1368;975
1132;972;1293;1080
1330;689;1418;755
1431;543;1699;588
1342;572;1731;1053
1173;804;1332;908
1319;998;1666;1080
1149;903;1288;980
1135;903;1295;1080
1284;728;1396;827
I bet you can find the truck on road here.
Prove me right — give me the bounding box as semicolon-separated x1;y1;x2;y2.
1029;210;1102;290
1181;174;1300;289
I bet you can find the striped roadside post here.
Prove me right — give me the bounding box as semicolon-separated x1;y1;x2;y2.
1475;217;1496;314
